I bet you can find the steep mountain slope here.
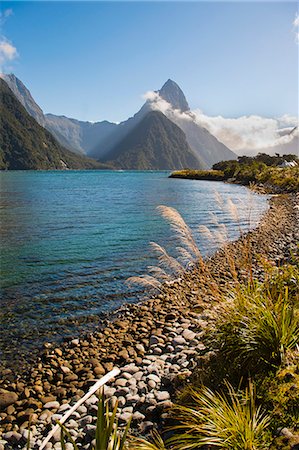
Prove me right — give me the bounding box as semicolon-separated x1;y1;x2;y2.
94;79;236;168
1;74;117;155
2;74;237;168
159;78;190;112
1;73;45;126
0;79;109;170
45;114;117;155
156;80;237;168
102;110;204;170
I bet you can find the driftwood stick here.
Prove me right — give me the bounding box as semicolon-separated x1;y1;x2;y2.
39;367;120;450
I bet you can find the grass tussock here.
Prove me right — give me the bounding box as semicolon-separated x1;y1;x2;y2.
208;281;299;374
169;382;271;450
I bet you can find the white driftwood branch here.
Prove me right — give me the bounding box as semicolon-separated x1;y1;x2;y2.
39;367;120;450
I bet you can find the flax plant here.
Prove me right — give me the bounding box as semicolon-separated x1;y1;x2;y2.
129;430;167;450
59;392;131;450
209;282;299;373
168;382;271;450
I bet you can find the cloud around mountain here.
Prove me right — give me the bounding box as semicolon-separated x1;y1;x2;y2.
143;90;298;155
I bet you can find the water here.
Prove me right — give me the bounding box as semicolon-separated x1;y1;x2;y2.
0;170;269;368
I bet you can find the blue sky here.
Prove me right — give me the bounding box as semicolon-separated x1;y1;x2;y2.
1;1;298;123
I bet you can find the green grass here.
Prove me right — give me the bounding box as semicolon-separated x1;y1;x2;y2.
207;281;299;375
170;169;225;181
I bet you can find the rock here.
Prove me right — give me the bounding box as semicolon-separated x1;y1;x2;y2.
172;336;186;346
77;405;87;415
103;386;116;397
136;344;145;354
2;431;22;443
43;401;60;409
85;395;98;406
126;394;140;405
279;428;294;439
149;336;160;346
119;349;129;360
182;329;196;340
147;374;160;383
122;372;132;380
119;412;131;423
132;411;145;421
67;419;78;429
6;405;15;415
148;380;156;390
94;366;105;376
41;396;57;404
155;391;170;401
153;347;163;355
140;421;154;432
115;378;127;387
0;390;18;410
133;371;143;381
78;415;93;426
122;364;139;374
55;348;63;357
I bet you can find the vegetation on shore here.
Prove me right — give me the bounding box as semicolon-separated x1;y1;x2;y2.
170;153;299;192
57;258;299;450
55;194;299;450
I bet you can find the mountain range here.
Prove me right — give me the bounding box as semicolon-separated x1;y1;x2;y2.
0;78;111;170
1;74;241;170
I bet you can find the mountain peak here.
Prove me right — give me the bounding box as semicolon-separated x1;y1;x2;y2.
158;79;190;112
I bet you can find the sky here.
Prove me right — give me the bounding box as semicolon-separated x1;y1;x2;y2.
0;1;298;128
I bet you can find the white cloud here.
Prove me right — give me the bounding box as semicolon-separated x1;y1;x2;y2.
0;39;18;68
293;12;299;43
143;90;298;155
192;111;298;153
0;9;18;71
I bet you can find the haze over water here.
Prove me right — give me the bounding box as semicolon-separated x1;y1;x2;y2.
0;171;269;368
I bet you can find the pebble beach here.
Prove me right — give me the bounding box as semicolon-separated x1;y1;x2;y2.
0;192;298;450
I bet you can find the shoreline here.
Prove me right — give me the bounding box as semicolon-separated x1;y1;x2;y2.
0;192;298;448
169;169;299;194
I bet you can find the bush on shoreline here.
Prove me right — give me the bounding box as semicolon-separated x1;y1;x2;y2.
170;153;299;192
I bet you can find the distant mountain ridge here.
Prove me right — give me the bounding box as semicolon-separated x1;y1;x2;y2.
1;73;238;169
0;78;109;170
1;73;118;155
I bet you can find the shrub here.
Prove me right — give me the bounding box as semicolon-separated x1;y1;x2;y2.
208;281;299;375
169;382;270;450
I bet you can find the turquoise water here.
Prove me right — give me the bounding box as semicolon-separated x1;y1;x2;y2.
0;171;269;367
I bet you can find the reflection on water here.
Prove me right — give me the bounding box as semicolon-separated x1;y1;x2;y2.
0;170;269;369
